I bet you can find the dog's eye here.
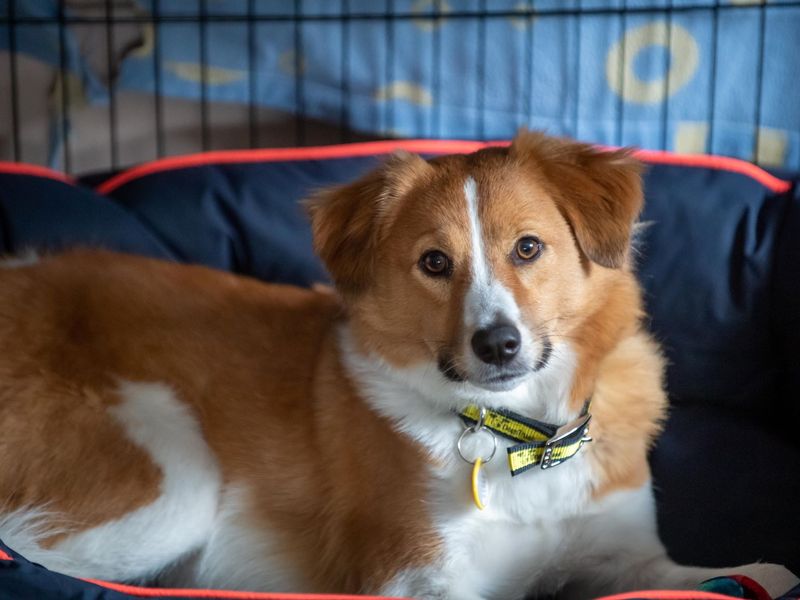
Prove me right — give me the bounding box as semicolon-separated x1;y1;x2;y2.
514;237;543;262
420;250;452;277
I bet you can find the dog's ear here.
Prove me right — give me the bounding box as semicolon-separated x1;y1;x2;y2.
305;151;431;294
510;130;643;269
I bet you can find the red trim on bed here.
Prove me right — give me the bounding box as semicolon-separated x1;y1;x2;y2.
629;148;791;193
0;548;13;561
93;140;793;196
93;141;502;195
0;161;75;185
595;590;743;600
83;579;402;600
80;581;746;600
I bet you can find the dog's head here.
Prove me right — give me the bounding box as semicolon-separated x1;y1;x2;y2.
307;131;643;407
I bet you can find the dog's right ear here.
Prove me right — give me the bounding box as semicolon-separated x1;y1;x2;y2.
510;130;643;269
305;152;431;295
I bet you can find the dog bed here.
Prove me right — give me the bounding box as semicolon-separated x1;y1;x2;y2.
2;539;797;600
0;141;798;598
2;540;799;600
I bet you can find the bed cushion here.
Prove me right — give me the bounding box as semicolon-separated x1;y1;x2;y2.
5;539;796;600
0;540;390;600
0;166;173;260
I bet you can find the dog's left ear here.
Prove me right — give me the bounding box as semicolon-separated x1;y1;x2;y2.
510;130;644;269
305;151;431;294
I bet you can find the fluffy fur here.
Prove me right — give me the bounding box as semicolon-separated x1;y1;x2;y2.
0;131;795;598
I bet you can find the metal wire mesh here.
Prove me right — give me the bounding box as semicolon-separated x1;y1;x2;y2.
0;1;796;175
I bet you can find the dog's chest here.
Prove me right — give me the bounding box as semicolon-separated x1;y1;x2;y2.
426;430;596;598
433;421;595;517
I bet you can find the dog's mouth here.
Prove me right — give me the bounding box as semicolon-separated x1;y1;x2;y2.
437;335;552;390
437;355;466;383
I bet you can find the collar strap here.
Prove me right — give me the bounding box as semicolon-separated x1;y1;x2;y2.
459;403;592;476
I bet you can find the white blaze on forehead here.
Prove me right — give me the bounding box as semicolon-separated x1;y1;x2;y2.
49;381;221;581
463;177;520;329
465;177;489;287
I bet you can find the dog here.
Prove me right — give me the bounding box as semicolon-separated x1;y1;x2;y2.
0;131;796;599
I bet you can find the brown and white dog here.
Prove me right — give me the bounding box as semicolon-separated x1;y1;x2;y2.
0;132;796;599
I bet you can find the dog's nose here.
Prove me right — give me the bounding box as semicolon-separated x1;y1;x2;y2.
471;323;521;365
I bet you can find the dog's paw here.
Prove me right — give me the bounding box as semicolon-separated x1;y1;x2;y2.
733;563;799;598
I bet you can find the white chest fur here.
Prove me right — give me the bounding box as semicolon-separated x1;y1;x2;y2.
340;328;599;599
429;450;597;599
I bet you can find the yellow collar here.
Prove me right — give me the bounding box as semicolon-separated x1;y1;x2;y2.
459;403;592;476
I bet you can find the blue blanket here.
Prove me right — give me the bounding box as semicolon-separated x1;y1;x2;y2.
3;1;799;169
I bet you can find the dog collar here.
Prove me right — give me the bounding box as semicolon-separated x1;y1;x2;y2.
458;402;592;476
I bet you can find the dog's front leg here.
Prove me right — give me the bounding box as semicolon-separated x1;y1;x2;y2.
561;483;798;599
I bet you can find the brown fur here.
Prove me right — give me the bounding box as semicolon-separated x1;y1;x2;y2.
0;252;439;591
0;130;666;592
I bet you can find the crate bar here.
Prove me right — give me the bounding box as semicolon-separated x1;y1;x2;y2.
340;0;351;143
660;2;673;152
573;1;582;139
7;0;20;161
57;1;71;173
431;0;442;138
384;0;395;136
476;0;487;140
104;0;118;168
615;0;627;147
707;1;720;155
199;0;210;151
293;0;305;146
153;0;164;158
247;0;258;148
753;2;767;165
9;4;797;25
525;0;534;129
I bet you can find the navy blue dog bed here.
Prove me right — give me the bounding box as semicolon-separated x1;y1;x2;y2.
0;141;798;597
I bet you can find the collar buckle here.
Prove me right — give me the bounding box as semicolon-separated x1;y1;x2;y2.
541;413;592;470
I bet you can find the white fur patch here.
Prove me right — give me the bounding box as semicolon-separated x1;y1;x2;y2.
464;177;489;292
0;249;40;268
460;177;548;391
462;177;520;330
0;507;75;574
161;486;302;592
3;381;222;583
